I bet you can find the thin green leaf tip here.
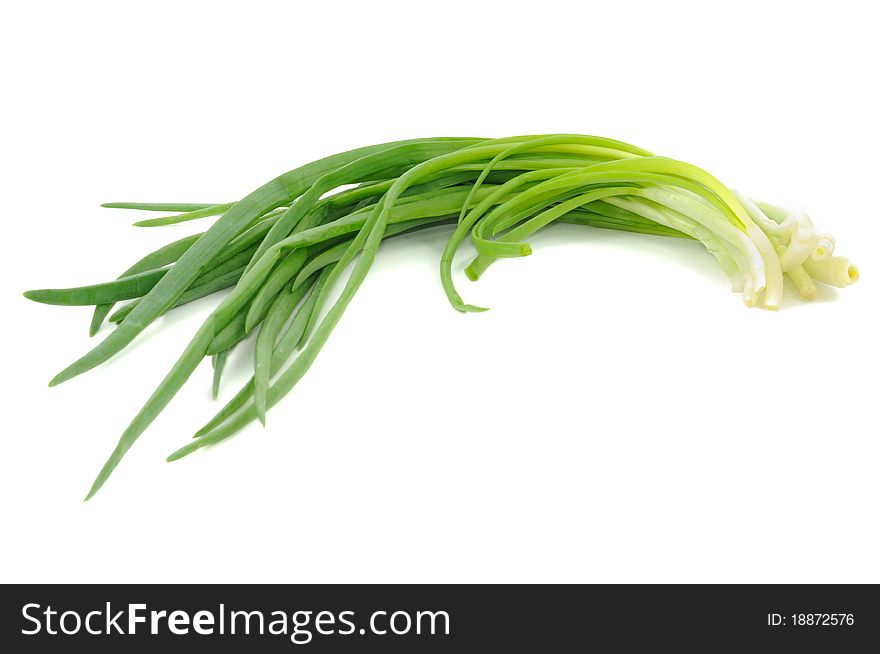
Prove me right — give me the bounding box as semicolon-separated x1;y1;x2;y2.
166;441;200;462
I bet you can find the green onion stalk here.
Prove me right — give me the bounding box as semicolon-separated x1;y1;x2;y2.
23;135;859;497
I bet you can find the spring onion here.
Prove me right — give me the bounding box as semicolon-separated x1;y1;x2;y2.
23;135;859;498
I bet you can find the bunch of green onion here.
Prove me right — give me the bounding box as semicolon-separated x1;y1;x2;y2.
24;135;859;498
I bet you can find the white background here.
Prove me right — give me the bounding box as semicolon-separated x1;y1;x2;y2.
1;0;877;583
